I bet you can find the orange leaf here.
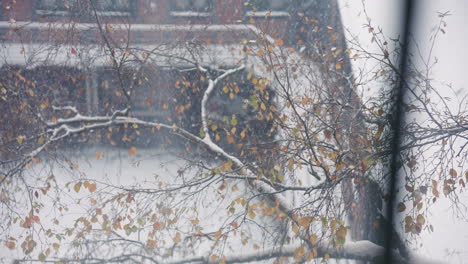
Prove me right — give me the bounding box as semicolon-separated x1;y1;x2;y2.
88;183;97;193
213;231;222;239
128;147;137;156
275;39;284;47
173;232;181;244
147;240;157;249
298;217;311;228
5;241;15;250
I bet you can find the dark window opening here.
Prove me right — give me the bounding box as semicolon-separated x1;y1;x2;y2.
35;0;136;17
245;0;288;17
169;0;214;17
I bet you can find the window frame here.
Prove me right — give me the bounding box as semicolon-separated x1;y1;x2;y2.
169;0;214;18
34;0;136;18
244;0;289;18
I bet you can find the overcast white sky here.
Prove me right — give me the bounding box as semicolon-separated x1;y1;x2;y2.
339;1;468;263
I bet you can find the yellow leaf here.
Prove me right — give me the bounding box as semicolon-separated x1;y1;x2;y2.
17;135;24;144
95;152;101;160
37;136;44;145
249;17;255;24
247;72;252;80
260;103;266;111
215;134;221;142
293;247;305;261
128;147;137;156
229;93;235;100
222;86;229;93
309;234;317;245
52;243;60;251
221;161;233;172
257;49;265;57
74;183;82;193
292;224;299;235
227;135;234;144
248;210;256;219
240;130;246;139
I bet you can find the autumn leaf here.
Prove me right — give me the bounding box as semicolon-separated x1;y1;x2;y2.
147;239;157;249
293;246;305;261
5;241;15;250
173;232;181;244
416;214;425;226
275;38;284;47
128;147;137;156
397;202;406;212
74;183;82;193
213;231;222;239
449;168;458;178
248;210;256;219
38;253;46;262
407;159;417;168
17;135;25;144
298;217;311;228
88;182;97;193
240;130;246;139
309;234;318;245
257;49;265;57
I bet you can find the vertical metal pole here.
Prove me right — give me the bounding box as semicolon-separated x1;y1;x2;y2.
385;0;415;263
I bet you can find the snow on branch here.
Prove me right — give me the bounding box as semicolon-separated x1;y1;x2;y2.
200;64;245;142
